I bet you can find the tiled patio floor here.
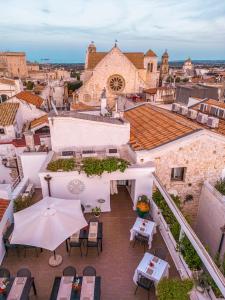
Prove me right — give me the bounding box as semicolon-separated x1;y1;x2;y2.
2;187;179;300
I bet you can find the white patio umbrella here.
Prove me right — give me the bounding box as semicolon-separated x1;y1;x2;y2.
10;196;88;266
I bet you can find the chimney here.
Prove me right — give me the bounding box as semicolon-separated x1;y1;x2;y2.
24;131;35;151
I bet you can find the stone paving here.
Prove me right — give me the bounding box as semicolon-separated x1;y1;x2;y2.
3;187;179;299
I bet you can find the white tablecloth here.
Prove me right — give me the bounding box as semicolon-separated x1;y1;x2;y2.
133;252;169;285
130;217;156;249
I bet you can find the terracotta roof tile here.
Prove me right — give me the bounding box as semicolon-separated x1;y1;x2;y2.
124;104;202;150
30;115;49;129
145;49;157;57
87;51;145;69
0;199;9;221
0;102;19;126
16;91;43;108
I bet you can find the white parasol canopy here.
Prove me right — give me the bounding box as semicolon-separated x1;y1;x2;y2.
10;196;87;251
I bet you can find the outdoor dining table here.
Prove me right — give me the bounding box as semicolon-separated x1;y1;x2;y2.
133;252;170;286
66;222;103;252
130;217;156;249
49;276;101;300
0;276;34;300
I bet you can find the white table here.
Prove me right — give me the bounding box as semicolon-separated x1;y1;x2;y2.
130;217;156;249
133;252;169;286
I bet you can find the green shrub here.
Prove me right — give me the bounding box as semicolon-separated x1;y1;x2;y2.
215;178;225;195
14;195;34;212
47;158;75;172
152;190;181;242
82;157;130;177
157;278;193;300
179;235;202;270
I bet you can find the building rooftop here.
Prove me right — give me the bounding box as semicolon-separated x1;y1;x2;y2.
87;50;156;70
0;199;9;221
70;102;100;112
30;115;49;129
0;102;19;126
15;91;44;108
0;78;16;86
49;111;126;125
145;49;157;57
124;104;202;151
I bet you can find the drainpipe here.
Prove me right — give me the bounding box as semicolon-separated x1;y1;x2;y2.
44;174;52;197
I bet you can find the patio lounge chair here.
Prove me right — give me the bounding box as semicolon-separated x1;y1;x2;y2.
83;266;96;276
134;274;154;300
17;268;37;295
0;267;10;278
63;266;76;277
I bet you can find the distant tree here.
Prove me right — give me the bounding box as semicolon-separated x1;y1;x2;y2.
182;78;189;83
26;81;34;90
67;81;83;92
175;77;181;83
166;75;173;83
71;71;80;80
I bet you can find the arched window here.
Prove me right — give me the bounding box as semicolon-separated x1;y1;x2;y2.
147;63;153;72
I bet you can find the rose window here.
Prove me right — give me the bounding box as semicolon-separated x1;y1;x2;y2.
108;75;125;93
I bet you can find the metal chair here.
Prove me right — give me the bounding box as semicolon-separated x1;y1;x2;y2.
0;267;10;278
83;266;96;276
63;266;76;277
68;238;83;256
134;274;154;300
133;233;149;251
86;239;100;256
153;247;167;260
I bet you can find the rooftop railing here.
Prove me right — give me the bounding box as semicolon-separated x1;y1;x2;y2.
152;172;225;297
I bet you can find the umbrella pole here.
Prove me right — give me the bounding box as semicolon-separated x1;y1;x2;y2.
54;250;56;260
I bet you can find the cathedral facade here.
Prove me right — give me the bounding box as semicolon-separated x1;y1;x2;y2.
77;43;159;105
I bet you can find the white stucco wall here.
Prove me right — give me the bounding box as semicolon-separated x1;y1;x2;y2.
20;152;48;187
196;182;225;257
50;117;130;152
7;97;46;126
39;163;154;212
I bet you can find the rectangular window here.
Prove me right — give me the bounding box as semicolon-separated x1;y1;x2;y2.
0;128;5;135
171;167;186;181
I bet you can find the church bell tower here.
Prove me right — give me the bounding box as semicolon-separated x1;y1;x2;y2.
160;50;169;85
85;41;96;69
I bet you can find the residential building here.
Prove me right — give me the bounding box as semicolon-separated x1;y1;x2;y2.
0;78;23;100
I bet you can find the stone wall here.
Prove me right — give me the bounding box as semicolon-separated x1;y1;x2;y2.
78;47;158;106
136;132;225;223
0;52;28;78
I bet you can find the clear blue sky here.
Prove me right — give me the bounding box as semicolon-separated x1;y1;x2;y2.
0;0;225;63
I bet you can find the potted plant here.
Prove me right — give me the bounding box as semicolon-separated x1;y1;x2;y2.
136;195;150;218
92;206;101;218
